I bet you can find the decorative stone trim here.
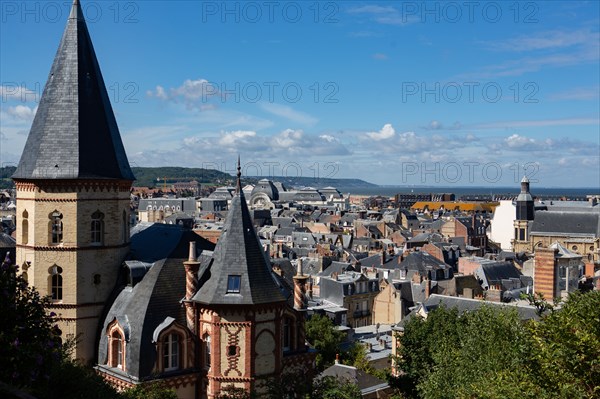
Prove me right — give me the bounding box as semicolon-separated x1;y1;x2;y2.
16;197;129;202
48;301;105;309
16;243;129;251
14;179;132;193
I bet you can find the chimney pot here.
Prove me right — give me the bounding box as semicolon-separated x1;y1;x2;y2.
188;241;196;261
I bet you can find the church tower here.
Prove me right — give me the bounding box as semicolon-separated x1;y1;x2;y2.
512;176;534;252
12;0;135;363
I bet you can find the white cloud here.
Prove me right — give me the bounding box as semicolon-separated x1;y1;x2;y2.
366;124;395;141
548;86;600;101
347;5;397;14
505;134;536;149
5;105;37;121
485;29;599;52
474;117;599;129
259;103;318;126
219;130;257;147
147;78;218;109
272;129;304;149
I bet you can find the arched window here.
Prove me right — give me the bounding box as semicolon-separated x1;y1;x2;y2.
110;330;124;369
49;265;63;301
163;333;180;371
91;211;104;245
22;210;28;245
49;211;63;244
204;334;211;369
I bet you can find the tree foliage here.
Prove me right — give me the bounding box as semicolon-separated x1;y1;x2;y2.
0;254;62;389
305;314;345;371
528;290;600;398
393;291;600;399
121;382;178;399
312;376;362;399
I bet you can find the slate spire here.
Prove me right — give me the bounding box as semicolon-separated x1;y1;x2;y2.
13;0;134;181
192;158;286;305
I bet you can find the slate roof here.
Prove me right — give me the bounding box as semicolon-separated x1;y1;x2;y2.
320;364;389;394
400;251;449;272
192;172;287;306
98;224;215;379
477;262;522;289
13;0;134;181
530;210;600;237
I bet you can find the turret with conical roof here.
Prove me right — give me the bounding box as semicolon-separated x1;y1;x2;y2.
192;158;286;305
12;0;134;181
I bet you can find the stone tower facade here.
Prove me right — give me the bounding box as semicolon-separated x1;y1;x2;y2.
12;0;135;363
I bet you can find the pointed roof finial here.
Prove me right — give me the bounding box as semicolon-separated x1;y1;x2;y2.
236;155;242;193
70;0;82;20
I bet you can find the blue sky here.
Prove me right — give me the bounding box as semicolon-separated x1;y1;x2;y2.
1;1;599;188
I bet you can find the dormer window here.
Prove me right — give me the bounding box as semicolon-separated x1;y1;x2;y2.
227;275;241;293
163;333;180;372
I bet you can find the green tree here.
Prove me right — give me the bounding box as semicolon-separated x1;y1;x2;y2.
312;376;361;399
121;382;178;399
0;253;62;390
392;306;462;397
0;253;121;399
394;305;544;399
418;306;541;399
528;290;600;398
305;314;345;371
214;386;256;399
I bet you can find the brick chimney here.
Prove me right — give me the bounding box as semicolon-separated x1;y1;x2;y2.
183;241;200;332
534;247;559;300
293;258;309;310
424;276;431;299
486;284;502;302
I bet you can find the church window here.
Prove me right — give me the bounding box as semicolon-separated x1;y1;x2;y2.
227;275;241;293
163;333;180;371
91;211;104;244
49;265;63;301
22;210;28;245
572;245;578;251
50;211;63;244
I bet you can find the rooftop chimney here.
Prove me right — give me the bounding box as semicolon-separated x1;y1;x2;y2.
183;241;201;332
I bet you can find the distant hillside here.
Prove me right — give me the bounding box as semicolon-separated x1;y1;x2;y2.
0;166;377;190
256;176;377;189
131;167;234;187
0;166;16;189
